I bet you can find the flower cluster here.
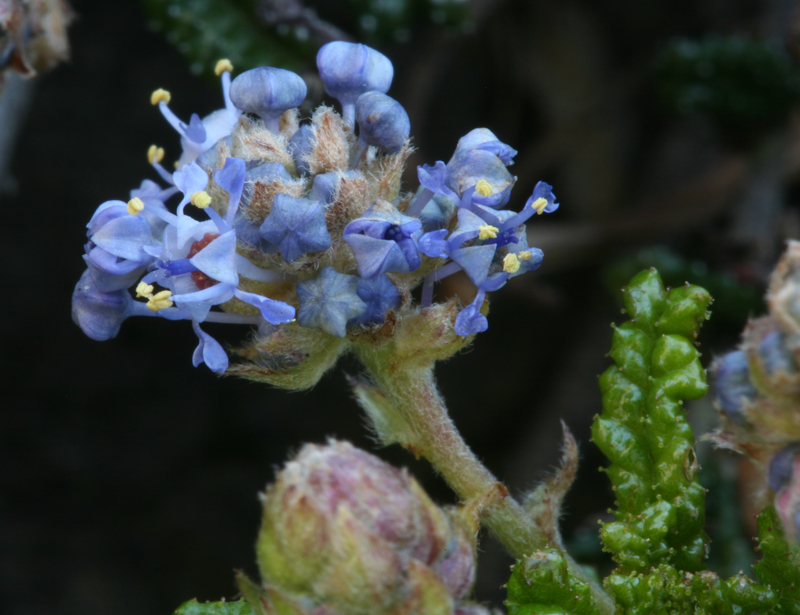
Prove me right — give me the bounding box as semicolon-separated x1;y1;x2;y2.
72;43;557;374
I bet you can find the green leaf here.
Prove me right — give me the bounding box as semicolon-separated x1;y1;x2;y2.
142;0;314;77
593;269;712;577
505;549;600;615
754;506;800;614
174;599;254;615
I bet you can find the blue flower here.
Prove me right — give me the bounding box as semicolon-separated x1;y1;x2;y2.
288;124;316;175
296;267;367;337
316;42;393;127
446;147;515;209
348;274;401;328
344;200;423;278
83;200;159;292
354;92;410;155
72;269;135;341
192;321;229;374
151;63;241;168
454;289;489;337
235;162;295;251
259;194;332;263
450;128;517;165
715;350;757;425
229;66;307;133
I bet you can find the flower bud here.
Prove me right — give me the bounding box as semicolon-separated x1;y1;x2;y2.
229;67;307;133
316;42;393;127
354;91;410;155
768;443;800;493
714;350;757;425
255;440;477;615
287;124;316;175
72;269;132;341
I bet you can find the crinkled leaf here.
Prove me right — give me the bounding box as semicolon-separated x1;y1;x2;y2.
754;505;800;614
592;269;712;577
505;549;600;615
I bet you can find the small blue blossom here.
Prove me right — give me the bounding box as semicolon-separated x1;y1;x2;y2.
296;267;367;337
454;289;489;337
446;147;515;209
344;200;423;278
308;171;360;206
288;124;316;175
152;64;241;168
715;350;757;424
768;444;800;493
316;42;393;127
191;320;229;374
349;274;401;328
354;92;410;156
72;269;134;341
235;162;294;251
83;200;159;292
259;194;332;263
229;66;307;133
451;128;517;165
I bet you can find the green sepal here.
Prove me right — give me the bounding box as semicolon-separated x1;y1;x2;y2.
505;549;600;615
754;505;800;614
592;269;712;578
174;599;254;615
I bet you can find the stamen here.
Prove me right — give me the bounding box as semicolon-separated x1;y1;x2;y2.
136;282;154;298
215;59;234;76
478;224;499;240
475;179;493;197
190;191;212;208
530;197;548;214
503;253;521;273
150;88;172;105
146;290;174;311
127;197;145;215
519;251;532;261
147;145;165;164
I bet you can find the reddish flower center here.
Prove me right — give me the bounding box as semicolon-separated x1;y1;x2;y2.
188;233;221;290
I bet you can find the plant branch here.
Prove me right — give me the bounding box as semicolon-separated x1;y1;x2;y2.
351;342;615;615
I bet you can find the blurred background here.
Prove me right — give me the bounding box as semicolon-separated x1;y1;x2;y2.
3;0;800;613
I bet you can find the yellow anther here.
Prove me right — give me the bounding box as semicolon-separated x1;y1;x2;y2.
503;253;521;274
478;224;499;240
475;179;493;197
215;59;234;76
150;88;171;105
190;190;212;208
530;197;548;215
519;250;532;261
147;145;165;164
127;197;145;216
135;282;155;298
146;290;173;312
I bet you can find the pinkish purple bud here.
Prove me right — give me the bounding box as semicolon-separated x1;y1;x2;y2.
255;440;477;614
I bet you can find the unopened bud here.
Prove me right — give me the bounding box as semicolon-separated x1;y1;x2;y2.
255;441;477;614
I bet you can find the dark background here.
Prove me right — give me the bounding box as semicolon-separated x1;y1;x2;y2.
3;0;798;613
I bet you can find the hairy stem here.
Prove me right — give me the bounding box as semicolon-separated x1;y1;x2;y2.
352;344;615;615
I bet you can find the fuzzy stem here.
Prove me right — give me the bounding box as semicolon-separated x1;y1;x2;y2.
352;344;614;615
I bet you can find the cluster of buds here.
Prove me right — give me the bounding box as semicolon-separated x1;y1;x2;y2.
72;42;558;375
713;241;800;540
246;440;487;615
